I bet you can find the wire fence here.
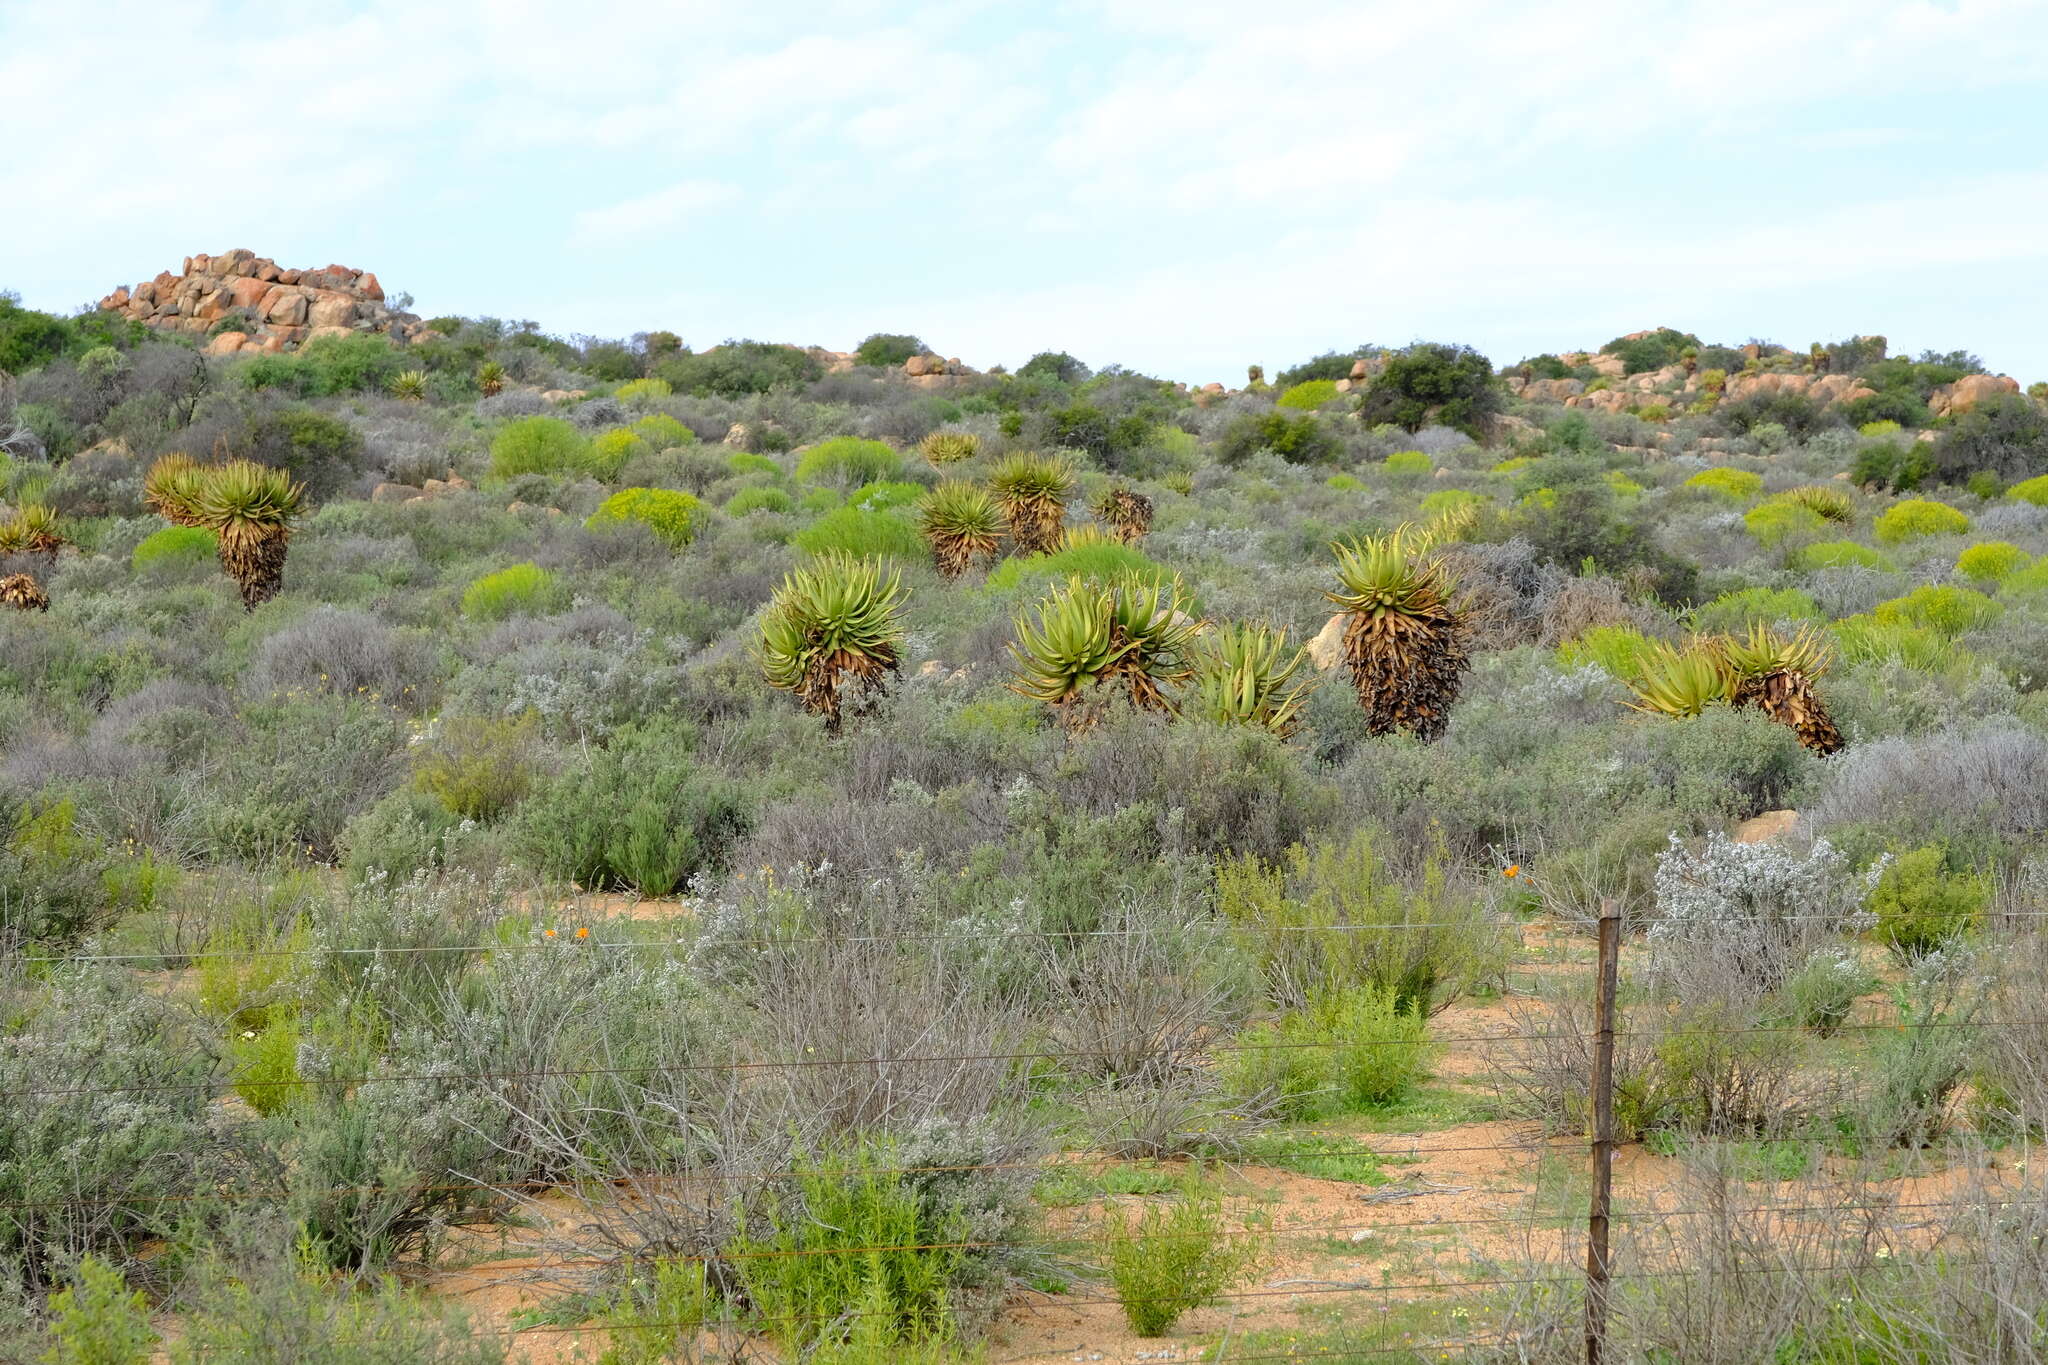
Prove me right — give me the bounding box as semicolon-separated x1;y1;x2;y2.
14;899;2048;1364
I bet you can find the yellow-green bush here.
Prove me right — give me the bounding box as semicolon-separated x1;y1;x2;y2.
587;428;647;481
586;487;706;548
1830;616;1950;670
1419;488;1485;518
1874;498;1969;544
1276;379;1340;411
615;376;672;404
1558;624;1655;679
794;436;902;488
633;412;694;447
726;485;793;516
1685;467;1764;502
1792;539;1892;571
131;524;217;573
789;506;923;560
1382;449;1431;478
412;713;537;820
1744;500;1826;549
1872;584;2002;636
489;416;590;478
1868;845;1986;957
1955;541;2031;583
2007;473;2048;506
1692;586;1824;633
461;563;561;620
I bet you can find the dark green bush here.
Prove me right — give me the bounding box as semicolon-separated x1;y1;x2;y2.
1356;341;1501;436
1931;393;2048;485
654;340;822;396
245;406;367;500
1215;410;1339;466
1276;346;1377;387
1600;328;1700;375
1016;351;1090;384
855;333;926;367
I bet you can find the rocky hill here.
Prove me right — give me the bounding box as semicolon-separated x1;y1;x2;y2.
96;249;427;355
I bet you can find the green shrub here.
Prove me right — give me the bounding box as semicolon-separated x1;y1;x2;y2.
1871;584;2002;636
592;1257;723;1365
1791;539;1892;571
1558;624;1655;679
1955;540;2031;583
412;713;537;821
1869;845;1986;957
854;332;926;367
790;506;923;560
1931;392;2048;484
654;339;822;396
1782;948;1877;1037
1829;616;1949;670
730;1138;976;1352
461;563;561;620
1222;985;1431;1118
1326;472;1364;491
726;485;794;516
632;412;694;448
1357;341;1500;436
1859;420;1903;439
1874;498;1969;544
587;427;648;481
982;539;1169;594
489;416;591;479
1418;488;1482;518
846;479;926;512
615;376;672;403
1684;467;1764;502
247;406;369;500
1216;411;1339;466
1744;500;1826;548
1691;586;1823;634
1105;1191;1261;1337
511;723;748;895
1851;438;1934;492
725;451;779;479
1382;449;1431;478
131;524;217;573
2004;557;2048;600
1216;828;1507;1014
795;436;903;488
2008;473;2048;506
43;1255;157;1364
586;487;706;548
1276;379;1339;411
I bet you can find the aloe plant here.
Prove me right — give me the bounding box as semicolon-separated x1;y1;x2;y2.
1325;523;1469;741
188;460;307;609
1190;622;1316;737
758;552;908;731
1009;572;1199;728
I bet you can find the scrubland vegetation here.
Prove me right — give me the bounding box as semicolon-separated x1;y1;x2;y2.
4;299;2048;1361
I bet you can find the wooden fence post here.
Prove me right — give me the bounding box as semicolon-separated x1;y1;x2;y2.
1585;898;1621;1365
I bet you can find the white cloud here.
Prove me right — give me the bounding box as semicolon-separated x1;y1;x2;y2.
569;180;742;245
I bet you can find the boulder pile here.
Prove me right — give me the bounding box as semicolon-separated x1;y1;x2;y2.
97;249;429;355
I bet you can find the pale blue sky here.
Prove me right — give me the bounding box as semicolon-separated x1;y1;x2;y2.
6;0;2047;385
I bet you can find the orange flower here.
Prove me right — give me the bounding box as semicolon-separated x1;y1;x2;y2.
1503;864;1521;879
544;928;557;938
576;927;590;939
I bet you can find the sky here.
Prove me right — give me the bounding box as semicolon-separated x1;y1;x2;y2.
5;0;2048;386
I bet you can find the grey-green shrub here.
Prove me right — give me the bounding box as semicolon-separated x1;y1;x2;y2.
512;722;750;895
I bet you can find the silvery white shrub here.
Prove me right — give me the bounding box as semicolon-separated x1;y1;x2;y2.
1648;831;1874;999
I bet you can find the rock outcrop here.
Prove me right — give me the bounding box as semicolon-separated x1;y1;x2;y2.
97;249;430;354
